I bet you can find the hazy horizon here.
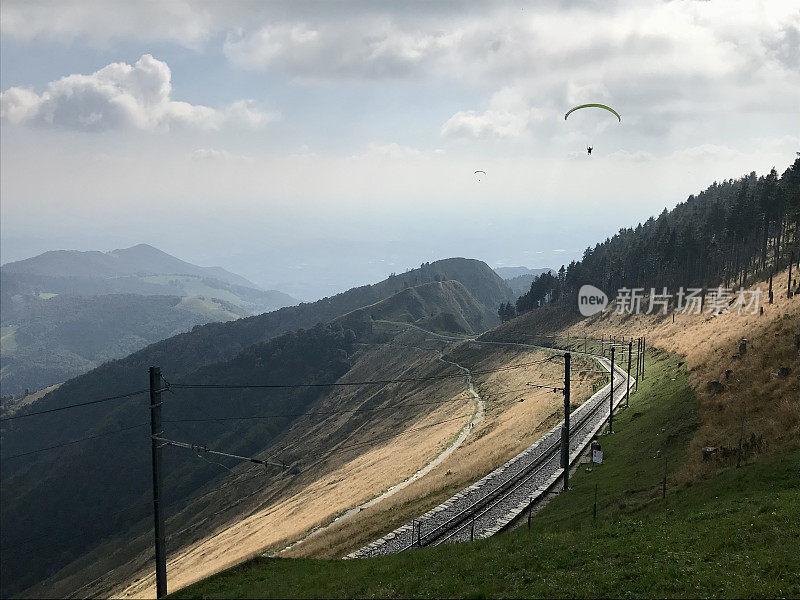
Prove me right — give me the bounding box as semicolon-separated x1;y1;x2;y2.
2;0;798;299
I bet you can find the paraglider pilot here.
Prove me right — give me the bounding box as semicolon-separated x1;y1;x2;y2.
587;146;593;155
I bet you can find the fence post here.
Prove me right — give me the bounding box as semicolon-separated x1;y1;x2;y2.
561;353;571;491
609;347;615;434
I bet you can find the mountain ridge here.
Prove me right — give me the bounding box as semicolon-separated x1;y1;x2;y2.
2;243;257;289
0;257;513;598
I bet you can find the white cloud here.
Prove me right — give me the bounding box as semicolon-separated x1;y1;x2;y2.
0;0;216;49
223;20;462;78
190;148;254;162
433;2;800;141
0;54;278;132
671;144;742;161
361;142;425;159
608;150;655;162
441;87;544;139
223;100;280;128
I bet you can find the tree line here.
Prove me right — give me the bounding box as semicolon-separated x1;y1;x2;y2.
510;154;800;317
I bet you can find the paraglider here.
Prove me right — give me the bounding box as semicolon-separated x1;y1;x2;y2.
564;103;620;156
474;170;486;182
564;103;621;122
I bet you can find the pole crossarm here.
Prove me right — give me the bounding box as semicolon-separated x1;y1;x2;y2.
152;436;290;469
525;382;564;392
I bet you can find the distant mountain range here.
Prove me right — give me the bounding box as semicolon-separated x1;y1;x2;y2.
493;266;554;296
0;257;514;598
2;243;256;287
0;244;298;395
1;244;297;314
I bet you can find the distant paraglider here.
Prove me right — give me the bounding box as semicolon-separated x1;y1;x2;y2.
474;170;486;182
587;146;593;156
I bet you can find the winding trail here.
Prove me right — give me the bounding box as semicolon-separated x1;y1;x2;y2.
275;344;484;555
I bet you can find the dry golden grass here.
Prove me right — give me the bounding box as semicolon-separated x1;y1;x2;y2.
117;268;800;598
114;333;603;598
562;267;799;480
280;347;600;561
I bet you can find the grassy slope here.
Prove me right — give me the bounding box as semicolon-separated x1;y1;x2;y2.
174;352;800;599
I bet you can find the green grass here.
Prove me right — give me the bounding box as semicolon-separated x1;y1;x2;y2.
172;352;800;599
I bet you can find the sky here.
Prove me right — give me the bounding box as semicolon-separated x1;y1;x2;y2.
2;0;799;300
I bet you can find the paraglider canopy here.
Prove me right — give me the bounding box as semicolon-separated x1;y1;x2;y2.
474;170;486;182
564;104;621;122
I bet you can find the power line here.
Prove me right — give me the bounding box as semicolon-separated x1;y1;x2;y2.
0;389;149;422
1;422;149;460
169;357;557;392
162;380;566;425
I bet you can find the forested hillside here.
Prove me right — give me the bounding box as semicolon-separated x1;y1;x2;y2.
1;323;356;597
0;294;245;395
0;258;511;598
515;157;800;313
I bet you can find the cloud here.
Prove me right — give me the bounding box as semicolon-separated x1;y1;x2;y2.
0;0;216;49
223;21;461;78
766;22;800;70
441;87;544;139
361;142;425;159
671;144;741;161
190;148;254;162
608;150;655;162
0;54;278;132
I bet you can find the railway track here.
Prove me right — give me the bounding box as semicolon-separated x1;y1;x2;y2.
350;354;632;558
401;362;626;550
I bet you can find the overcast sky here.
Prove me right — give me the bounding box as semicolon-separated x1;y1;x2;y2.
2;0;798;299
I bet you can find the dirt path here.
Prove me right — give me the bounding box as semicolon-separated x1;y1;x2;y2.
275;348;485;556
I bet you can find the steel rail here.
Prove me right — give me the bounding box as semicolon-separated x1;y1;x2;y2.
398;366;626;551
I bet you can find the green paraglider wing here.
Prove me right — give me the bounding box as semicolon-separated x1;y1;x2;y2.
564;104;621;122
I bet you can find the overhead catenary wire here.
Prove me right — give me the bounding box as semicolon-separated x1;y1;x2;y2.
169;357;560;392
1;422;150;460
161;382;564;425
0;389;149;422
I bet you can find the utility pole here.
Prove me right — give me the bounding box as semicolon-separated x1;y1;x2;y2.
149;367;167;599
609;347;615;434
561;352;571;491
635;338;640;392
626;340;632;408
